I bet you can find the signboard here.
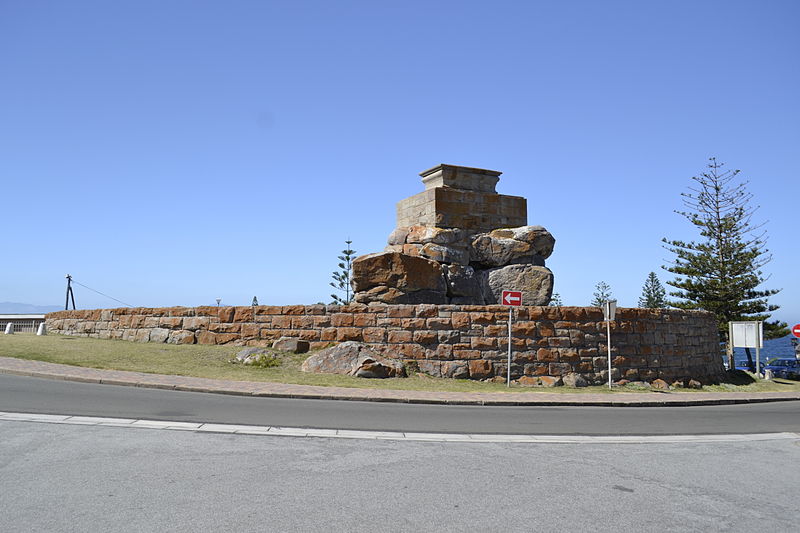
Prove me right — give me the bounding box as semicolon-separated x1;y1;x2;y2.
502;290;522;306
792;324;800;338
729;321;763;349
602;300;617;322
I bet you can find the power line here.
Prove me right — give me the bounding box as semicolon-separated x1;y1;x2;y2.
70;278;133;308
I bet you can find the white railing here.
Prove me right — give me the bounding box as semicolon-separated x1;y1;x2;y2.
1;316;46;334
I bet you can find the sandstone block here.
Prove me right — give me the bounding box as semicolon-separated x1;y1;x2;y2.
159;317;183;329
417;360;442;377
183;317;210;331
441;361;469;379
468;360;493;379
215;333;239;344
272;337;310;354
562;372;589;387
149;328;169;343
547;362;572;376
406;225;465;245
196;331;217;345
240;324;260;337
420;242;469;265
352;252;447;304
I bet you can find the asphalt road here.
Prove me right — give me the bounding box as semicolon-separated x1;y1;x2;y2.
2;374;799;435
1;420;798;532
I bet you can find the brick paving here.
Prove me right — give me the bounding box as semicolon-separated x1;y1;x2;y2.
1;356;799;406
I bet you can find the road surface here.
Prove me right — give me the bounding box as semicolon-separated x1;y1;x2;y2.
2;374;799;435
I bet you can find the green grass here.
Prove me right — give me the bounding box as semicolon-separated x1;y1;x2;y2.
1;334;798;394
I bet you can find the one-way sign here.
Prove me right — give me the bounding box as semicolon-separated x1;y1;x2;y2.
502;290;522;306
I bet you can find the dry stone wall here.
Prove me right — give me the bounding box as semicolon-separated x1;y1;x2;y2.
46;304;725;384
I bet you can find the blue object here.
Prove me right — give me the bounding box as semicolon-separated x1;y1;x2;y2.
764;359;800;380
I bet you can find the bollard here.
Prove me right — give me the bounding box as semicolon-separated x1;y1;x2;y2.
37;323;47;336
4;323;13;335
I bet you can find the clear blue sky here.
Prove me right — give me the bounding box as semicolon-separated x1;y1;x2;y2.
2;1;798;324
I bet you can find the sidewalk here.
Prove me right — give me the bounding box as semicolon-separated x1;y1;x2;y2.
2;356;799;407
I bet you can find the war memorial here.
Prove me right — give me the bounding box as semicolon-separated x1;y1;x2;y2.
46;165;725;385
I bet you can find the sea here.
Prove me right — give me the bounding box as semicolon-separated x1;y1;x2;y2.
731;334;798;367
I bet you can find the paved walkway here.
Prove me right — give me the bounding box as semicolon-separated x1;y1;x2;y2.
2;356;799;407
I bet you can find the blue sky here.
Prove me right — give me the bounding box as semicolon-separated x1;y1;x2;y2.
1;0;798;324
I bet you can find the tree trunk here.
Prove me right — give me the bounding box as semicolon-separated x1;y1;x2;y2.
744;347;755;372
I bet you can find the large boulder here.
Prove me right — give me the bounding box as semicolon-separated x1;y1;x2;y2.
386;226;470;265
272;337;310;354
360;224;557;305
491;226;555;258
352;252;447;304
301;341;405;378
470;226;555;267
483;264;554;306
444;264;485;304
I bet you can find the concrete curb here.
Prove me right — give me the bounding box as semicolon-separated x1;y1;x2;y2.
3;411;799;443
2;357;800;407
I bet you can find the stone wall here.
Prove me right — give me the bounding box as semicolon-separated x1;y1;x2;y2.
46;304;725;384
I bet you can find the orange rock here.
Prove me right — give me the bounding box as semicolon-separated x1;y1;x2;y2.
468;360;492;379
651;378;670;390
539;376;563;387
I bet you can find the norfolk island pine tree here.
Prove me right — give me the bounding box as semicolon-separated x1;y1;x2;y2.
662;158;788;369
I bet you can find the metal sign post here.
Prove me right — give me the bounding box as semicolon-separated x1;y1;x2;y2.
507;306;512;387
501;290;523;387
603;300;617;389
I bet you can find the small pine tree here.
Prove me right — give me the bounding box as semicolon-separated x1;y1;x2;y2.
548;292;563;306
638;272;668;308
590;281;613;307
330;239;356;305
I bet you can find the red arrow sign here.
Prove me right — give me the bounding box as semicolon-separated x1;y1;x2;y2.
502;290;522;306
792;324;800;338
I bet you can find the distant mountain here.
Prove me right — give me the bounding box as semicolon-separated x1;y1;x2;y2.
0;302;62;314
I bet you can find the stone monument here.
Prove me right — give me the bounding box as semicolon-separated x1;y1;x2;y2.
352;164;556;305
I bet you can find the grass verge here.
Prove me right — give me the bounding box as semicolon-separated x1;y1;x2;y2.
1;334;798;394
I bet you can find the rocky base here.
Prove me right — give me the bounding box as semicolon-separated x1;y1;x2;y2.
352;225;556;305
